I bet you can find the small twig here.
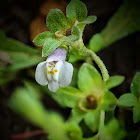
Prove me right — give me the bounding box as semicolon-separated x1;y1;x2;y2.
11;130;45;139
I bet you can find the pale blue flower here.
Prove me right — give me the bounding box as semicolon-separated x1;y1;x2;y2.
35;48;73;92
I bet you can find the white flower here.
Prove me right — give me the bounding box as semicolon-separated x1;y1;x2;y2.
35;48;73;92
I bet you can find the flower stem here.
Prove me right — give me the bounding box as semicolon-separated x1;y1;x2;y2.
80;47;109;134
81;47;109;82
99;110;105;130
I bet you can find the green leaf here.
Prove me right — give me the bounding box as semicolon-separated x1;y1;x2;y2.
69;107;86;123
100;91;117;111
46;9;69;32
42;38;62;57
65;123;82;140
0;33;43;71
89;0;140;52
55;87;84;108
65;26;80;42
106;75;125;90
131;72;140;97
0;38;40;55
133;103;140;123
78;63;104;94
8;88;69;140
79;16;97;25
7;52;43;71
89;34;103;52
100;0;140;48
66;0;87;22
8;88;47;127
100;119;126;140
84;110;99;132
24;81;43;99
118;93;138;107
33;31;55;46
77;16;97;32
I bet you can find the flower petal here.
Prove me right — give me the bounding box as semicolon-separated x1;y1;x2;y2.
48;80;59;92
35;61;48;85
52;61;63;81
46;48;66;62
59;62;73;87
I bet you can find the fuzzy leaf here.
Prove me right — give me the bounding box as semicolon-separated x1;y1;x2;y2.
7;52;43;71
101;0;140;47
100;119;126;140
133;104;140;123
46;9;69;32
106;75;125;90
78;63;104;94
8;88;69;140
0;33;43;71
69;107;86;123
100;91;117;111
8;88;47;127
77;16;97;31
131;72;140;97
55;87;84;108
90;0;140;52
89;34;103;52
33;32;55;46
42;38;62;57
84;110;99;132
66;0;87;23
65;123;82;140
79;16;97;25
118;93;138;107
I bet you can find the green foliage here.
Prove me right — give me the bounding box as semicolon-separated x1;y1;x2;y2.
99;119;126;140
100;91;117;111
106;75;125;90
0;30;43;85
66;0;87;23
8;85;70;140
65;123;82;140
79;16;97;25
84;110;99;132
89;34;103;52
118;93;137;107
33;31;55;46
46;9;70;32
78;16;97;31
131;72;140;97
52;87;83;108
42;38;63;57
78;63;104;94
118;73;140;123
89;0;140;52
133;104;140;123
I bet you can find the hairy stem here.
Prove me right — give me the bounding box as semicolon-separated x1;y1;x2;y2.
81;47;109;82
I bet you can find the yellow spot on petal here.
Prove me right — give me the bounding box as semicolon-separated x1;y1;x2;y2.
47;71;51;74
53;69;57;75
48;66;51;68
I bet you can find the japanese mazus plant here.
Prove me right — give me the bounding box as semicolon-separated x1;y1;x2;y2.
7;0;140;140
